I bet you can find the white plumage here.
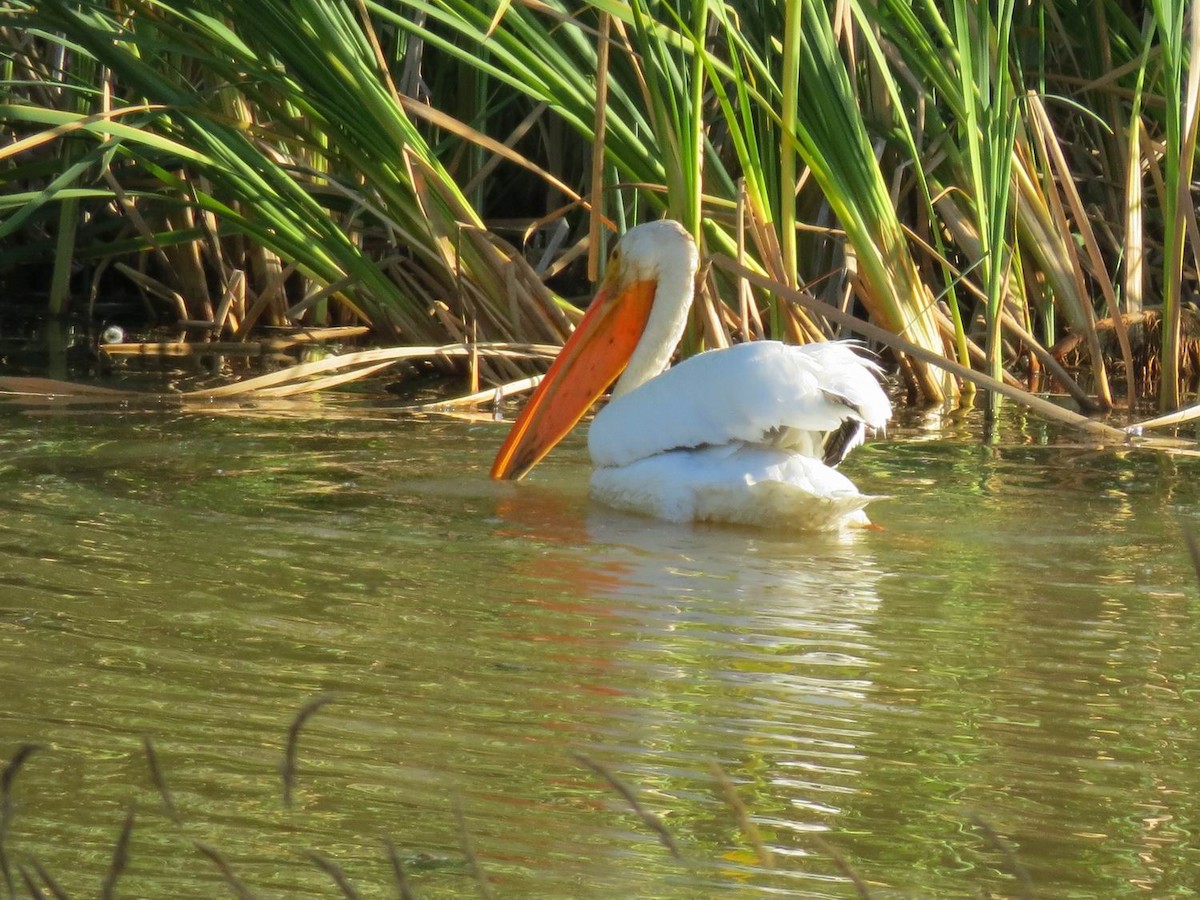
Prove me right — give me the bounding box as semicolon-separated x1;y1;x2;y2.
587;340;890;529
589;340;890;467
590;445;875;529
492;219;892;531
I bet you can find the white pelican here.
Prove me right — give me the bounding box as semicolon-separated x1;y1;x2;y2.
491;220;891;530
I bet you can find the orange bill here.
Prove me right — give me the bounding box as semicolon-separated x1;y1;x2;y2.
491;275;658;480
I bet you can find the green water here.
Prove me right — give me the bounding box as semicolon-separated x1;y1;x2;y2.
1;398;1198;897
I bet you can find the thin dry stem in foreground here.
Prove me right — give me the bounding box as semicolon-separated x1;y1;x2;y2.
570;750;682;860
281;694;337;808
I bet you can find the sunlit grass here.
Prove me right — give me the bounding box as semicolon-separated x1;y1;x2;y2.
2;0;1199;419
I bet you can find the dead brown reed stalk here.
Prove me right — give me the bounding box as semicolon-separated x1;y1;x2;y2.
708;761;773;869
967;812;1036;900
452;796;495;900
305;850;363;900
811;835;873;900
17;863;48;900
142;736;180;824
281;694;337;808
194;841;257;900
1;742;45;896
0;343;560;406
383;838;419;900
1183;528;1200;586
17;859;69;900
1;745;43;830
99;806;135;900
570;750;681;860
21;858;69;900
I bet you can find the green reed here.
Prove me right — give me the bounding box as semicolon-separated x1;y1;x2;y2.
2;0;1199;416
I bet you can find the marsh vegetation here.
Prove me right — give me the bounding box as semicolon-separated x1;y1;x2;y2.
2;0;1198;426
5;4;1200;895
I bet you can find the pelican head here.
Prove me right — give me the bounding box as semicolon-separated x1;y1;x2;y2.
491;220;699;480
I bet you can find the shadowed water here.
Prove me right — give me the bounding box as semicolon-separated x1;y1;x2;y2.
1;398;1198;897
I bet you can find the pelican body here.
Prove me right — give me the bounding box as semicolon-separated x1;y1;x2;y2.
491;220;891;530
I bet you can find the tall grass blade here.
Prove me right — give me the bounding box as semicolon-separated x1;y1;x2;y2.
588;11;612;284
714;255;1129;441
1025;96;1122;408
1153;0;1200;408
783;0;949;400
1123;37;1154;325
950;0;1020;414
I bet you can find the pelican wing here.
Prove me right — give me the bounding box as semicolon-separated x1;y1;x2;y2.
587;341;890;468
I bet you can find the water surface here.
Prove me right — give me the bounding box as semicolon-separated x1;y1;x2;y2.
1;397;1198;897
